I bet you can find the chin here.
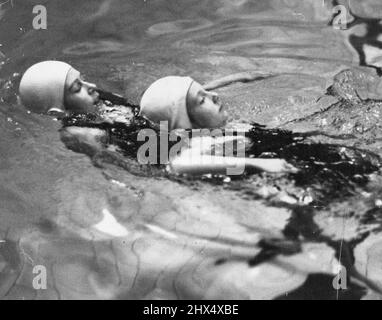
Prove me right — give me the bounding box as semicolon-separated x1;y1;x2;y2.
84;104;97;113
209;122;223;129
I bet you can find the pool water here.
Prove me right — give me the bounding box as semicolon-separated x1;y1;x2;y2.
1;0;382;299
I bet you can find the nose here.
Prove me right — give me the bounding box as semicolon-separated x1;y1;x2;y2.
211;92;220;104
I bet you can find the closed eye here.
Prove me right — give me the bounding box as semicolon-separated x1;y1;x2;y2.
70;80;82;93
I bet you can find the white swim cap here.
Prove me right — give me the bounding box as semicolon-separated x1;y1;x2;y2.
139;76;194;130
19;61;73;114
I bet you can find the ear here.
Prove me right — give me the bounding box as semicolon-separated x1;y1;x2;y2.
47;107;67;118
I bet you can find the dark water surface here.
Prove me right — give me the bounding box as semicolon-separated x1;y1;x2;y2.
1;0;382;299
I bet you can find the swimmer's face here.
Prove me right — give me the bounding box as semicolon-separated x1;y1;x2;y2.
186;81;228;128
64;68;100;115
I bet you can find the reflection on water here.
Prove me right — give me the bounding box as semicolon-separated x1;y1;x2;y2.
1;0;382;299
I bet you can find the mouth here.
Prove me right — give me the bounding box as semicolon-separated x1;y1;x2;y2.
219;104;228;119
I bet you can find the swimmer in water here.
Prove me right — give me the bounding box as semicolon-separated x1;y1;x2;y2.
138;75;380;187
139;76;229;130
139;76;299;174
18;60;134;123
19;61;100;116
18;61;298;175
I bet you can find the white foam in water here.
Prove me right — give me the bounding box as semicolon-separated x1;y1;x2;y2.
110;179;126;188
93;208;129;237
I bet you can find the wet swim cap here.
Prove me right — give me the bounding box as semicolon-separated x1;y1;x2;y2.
19;61;73;114
139;76;194;130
